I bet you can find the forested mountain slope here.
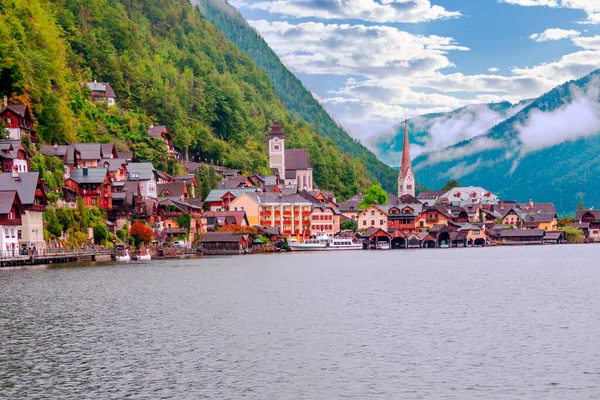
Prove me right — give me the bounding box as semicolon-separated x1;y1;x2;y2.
195;0;407;193
412;69;600;215
0;0;373;199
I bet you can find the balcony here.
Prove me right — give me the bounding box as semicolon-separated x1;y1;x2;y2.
283;211;292;216
260;211;271;216
283;230;292;235
302;211;311;216
283;220;292;225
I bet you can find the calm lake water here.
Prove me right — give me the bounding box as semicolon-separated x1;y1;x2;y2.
1;245;600;399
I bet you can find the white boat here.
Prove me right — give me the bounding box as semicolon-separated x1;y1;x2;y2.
138;249;151;261
289;234;363;251
377;241;390;250
116;249;131;262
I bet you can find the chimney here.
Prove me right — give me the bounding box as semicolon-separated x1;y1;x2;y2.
149;123;154;129
94;78;97;84
3;95;7;107
83;167;88;176
529;199;534;207
500;201;504;209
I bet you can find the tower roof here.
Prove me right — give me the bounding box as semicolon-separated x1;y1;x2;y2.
268;120;286;139
400;119;412;177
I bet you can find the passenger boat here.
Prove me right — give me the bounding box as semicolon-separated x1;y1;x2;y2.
289;234;363;252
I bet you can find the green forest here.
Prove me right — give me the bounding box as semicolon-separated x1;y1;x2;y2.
196;0;408;194
0;0;376;199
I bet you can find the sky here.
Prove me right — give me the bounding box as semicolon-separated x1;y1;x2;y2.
226;0;600;143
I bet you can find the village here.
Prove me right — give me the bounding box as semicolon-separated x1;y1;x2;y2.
0;83;597;263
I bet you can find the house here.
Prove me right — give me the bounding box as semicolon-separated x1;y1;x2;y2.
300;189;337;206
157;199;198;242
64;168;112;210
566;222;590;239
575;209;600;241
339;195;363;222
171;175;197;198
437;187;499;206
0;171;47;251
0;191;25;256
201;232;252;255
451;222;487;247
500;229;545;245
544;231;565;244
219;176;254;189
386;203;422;233
415;206;455;230
228;192;261;225
522;213;558;231
205;188;258;211
357;204;389;231
0;96;37;141
502;208;524;228
0;140;31;172
205;211;249;231
86;80;117;106
268;121;313;190
310;205;341;236
258;194;313;239
101;159;128;182
117;151;134;161
147;125;175;154
126;163;158;199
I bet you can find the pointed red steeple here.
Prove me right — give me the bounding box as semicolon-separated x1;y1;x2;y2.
400;119;411;177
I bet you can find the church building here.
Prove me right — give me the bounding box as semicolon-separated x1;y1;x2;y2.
398;119;416;197
268;121;313;190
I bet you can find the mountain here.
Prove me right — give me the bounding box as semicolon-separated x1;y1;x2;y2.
194;0;408;194
371;101;531;167
0;0;373;199
410;69;600;216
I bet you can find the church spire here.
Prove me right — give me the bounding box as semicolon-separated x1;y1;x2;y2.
398;118;415;197
401;119;411;177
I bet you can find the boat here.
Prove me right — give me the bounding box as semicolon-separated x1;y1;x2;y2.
376;241;390;250
289;234;363;252
116;249;130;262
138;249;151;261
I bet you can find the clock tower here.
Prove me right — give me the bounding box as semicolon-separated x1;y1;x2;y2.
268;120;286;178
398;119;415;197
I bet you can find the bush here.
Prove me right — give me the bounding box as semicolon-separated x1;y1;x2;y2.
561;226;584;244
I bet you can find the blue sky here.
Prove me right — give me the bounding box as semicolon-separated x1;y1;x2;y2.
228;0;600;141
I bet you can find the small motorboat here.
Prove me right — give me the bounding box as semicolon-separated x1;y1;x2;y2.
138;249;151;261
116;249;130;262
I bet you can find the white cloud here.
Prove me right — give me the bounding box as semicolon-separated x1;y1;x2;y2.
248;20;468;79
246;0;461;23
573;35;600;49
529;28;580;42
488;67;500;72
517;78;600;151
500;0;600;24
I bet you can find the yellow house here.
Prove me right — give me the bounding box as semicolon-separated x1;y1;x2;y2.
415;206;454;230
521;213;558;231
229;192;261;226
502;209;523;228
357;204;389;231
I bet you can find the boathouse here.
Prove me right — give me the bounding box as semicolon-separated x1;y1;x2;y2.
357;227;391;249
201;232;251;255
499;229;545;245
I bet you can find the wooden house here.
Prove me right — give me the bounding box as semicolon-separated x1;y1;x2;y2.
201;232;251;255
65;168;112;210
0;97;37;141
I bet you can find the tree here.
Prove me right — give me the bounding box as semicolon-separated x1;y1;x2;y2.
359;183;388;208
341;219;357;231
44;208;63;238
93;224;109;245
441;179;461;191
130;221;154;246
561;226;584;243
577;199;585;211
558;217;574;228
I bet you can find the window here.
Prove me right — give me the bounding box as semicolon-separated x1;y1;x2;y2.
91;198;97;205
241;207;244;211
472;230;480;235
4;229;8;238
407;185;412;190
380;220;384;225
168;223;172;228
363;220;366;226
11;229;15;238
371;211;375;216
371;220;375;226
234;207;238;211
17;230;22;239
6;117;12;124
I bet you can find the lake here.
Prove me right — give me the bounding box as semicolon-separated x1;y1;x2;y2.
1;245;599;399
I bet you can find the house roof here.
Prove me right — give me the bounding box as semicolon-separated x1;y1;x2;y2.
0;172;41;205
567;222;590;229
101;143;116;158
148;125;168;138
74;143;102;160
205;188;258;203
69;168;109;184
156;170;174;182
201;232;247;243
339;199;361;212
40;144;68;158
417;190;445;200
575;209;600;221
544;231;565;240
86;82;116;98
522;213;556;224
284;148;311;170
517;202;556;215
206;211;248;226
117;151;134;160
126;163;156;181
101;159;127;172
357;227;391;239
157;182;187;198
219;176;251;189
500;229;545;238
399;194;420;204
0;104;28;117
0;190;21;214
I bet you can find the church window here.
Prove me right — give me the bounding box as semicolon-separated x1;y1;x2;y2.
407;185;412;190
273;145;280;151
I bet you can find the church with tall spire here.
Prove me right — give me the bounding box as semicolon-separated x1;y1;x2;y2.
398;119;415;197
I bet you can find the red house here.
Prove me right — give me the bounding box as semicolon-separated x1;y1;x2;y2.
0;140;32;173
0;97;37;142
148;125;175;154
64;168;112;210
